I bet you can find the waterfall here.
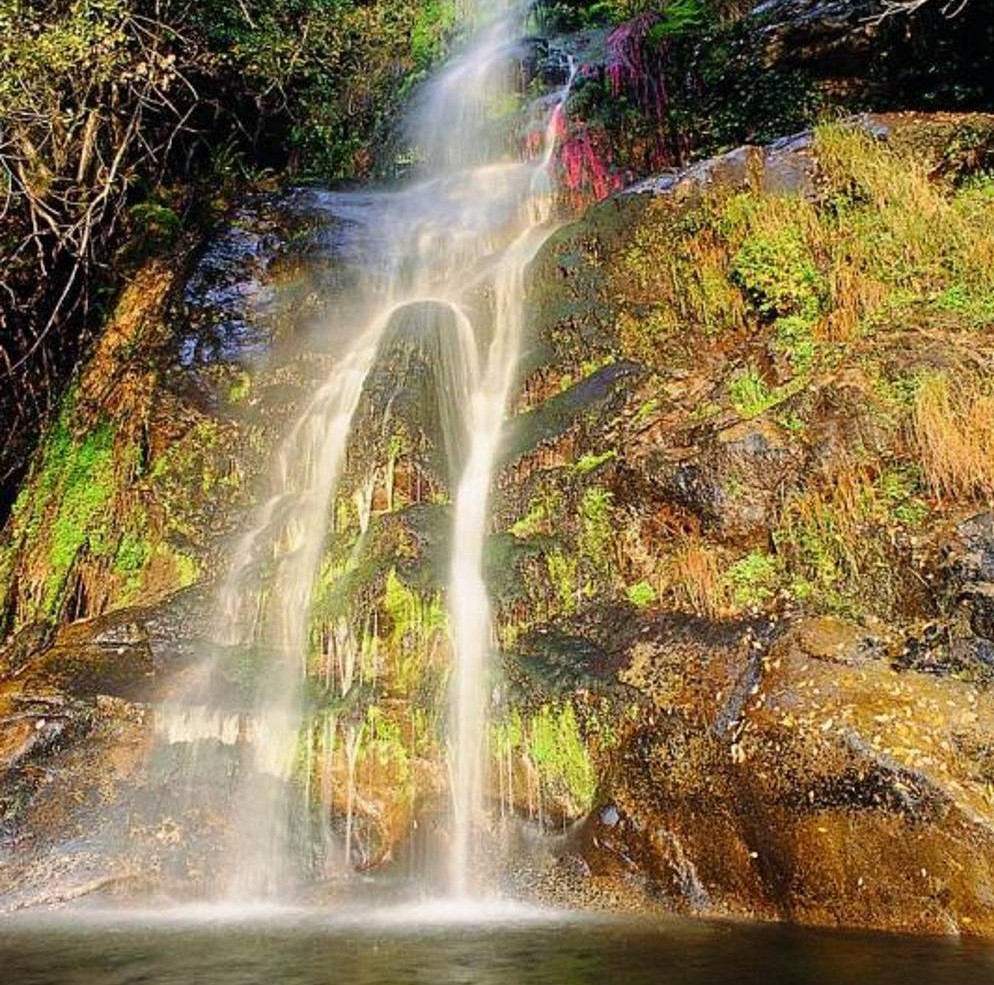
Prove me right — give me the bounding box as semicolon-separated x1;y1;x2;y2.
161;0;572;902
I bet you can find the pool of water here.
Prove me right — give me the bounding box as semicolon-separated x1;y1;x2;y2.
1;903;992;985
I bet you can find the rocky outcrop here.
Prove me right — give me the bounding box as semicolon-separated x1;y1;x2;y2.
4;109;994;936
495;110;994;935
532;613;994;935
751;0;994;107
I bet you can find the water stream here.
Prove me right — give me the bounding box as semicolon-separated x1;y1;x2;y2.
159;0;573;901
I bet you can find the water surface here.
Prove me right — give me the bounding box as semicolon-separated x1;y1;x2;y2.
1;906;992;985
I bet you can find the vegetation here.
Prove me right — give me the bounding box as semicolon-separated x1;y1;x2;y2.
0;0;461;511
913;372;994;502
547;116;994;627
491;702;597;818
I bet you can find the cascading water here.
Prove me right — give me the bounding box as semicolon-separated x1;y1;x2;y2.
159;0;573;902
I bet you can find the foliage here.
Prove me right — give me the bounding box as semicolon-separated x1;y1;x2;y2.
578;485;614;575
573;449;617;474
607;123;994;378
626;579;657;607
547;548;579;616
2;396;118;624
727;367;777;419
774;459;928;616
725;550;780;609
726;194;826;320
0;0;458;509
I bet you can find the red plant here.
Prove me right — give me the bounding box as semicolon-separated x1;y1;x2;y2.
605;12;670;121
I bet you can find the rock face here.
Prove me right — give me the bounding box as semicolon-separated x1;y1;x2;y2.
4;106;994;937
751;0;994;107
549;613;994;935
495;110;994;935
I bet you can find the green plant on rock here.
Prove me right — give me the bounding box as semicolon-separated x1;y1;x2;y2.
878;465;929;527
509;501;547;540
546;548;579;616
774;459;922;616
633;398;659;424
410;0;459;69
726;193;825;320
725;550;780;609
573;449;617;475
112;531;152;603
528;702;596;814
382;568;446;693
509;482;563;541
728;367;776;418
616;206;745;355
579;485;614;579
811;124;994;336
18;410;120;620
773;314;817;373
490;709;525;769
626;580;657;608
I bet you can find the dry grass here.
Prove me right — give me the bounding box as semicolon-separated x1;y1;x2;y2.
913;374;994;501
613;201;746;365
775;457;906;614
823;256;890;342
608;123;994;371
665;537;725;618
682;225;748;333
815;123;994;317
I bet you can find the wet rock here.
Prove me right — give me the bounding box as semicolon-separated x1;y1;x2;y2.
502;361;645;469
0;715;71;774
177;194;320;377
599;804;620;827
0;623;55;678
563;616;994;935
656;419;801;543
796;616;883;666
931;512;994;681
16;616;155;703
751;0;883;72
750;0;994;108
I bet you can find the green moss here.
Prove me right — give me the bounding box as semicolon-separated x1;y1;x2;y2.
573;449;617;475
509;501;546;540
35;419;118;617
547;549;578;616
725;550;780;609
579;485;614;578
226;370;252;404
384;568;445;644
172;549;201;589
112;531;152;603
528;702;597;813
508;484;562;540
626;580;657;608
490;710;524;765
728;367;775;418
362;704;411;786
633;398;659;424
382;568;446;693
